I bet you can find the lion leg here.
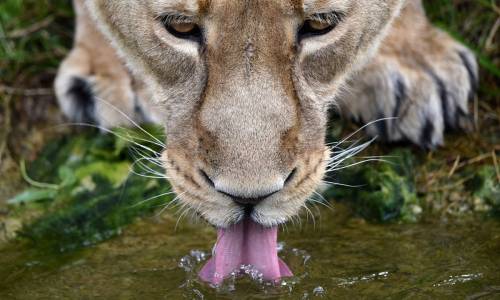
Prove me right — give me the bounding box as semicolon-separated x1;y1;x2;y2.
340;0;478;149
55;0;155;129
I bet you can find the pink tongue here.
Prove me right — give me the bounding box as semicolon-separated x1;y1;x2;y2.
199;218;293;285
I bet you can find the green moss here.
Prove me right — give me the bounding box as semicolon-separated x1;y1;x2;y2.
325;150;422;223
466;166;500;215
8;126;173;252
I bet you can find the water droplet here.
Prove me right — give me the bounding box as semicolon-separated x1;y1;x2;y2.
277;242;285;252
179;255;193;272
190;250;207;262
192;288;204;299
313;286;326;297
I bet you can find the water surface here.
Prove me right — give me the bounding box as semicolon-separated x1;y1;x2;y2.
1;205;499;299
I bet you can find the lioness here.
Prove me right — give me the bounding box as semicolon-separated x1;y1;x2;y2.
55;0;477;245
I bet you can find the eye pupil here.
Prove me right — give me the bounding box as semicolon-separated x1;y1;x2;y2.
298;11;344;41
171;23;196;33
308;20;330;31
166;23;201;41
161;15;202;42
299;20;335;40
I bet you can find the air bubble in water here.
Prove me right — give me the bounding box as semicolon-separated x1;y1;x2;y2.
179;255;193;272
177;244;311;295
313;286;326;297
190;250;207;262
277;242;285;252
240;264;264;283
192;289;204;299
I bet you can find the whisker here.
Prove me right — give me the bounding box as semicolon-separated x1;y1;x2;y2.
175;204;193;231
132;190;176;207
130;160;165;178
129;158;166;178
328;158;392;172
302;203;316;229
58;122;160;156
129;151;166;178
308;194;334;212
156;192;185;217
120;127;166;148
328;138;375;164
93;96;166;147
330;117;396;148
294;214;303;229
322;180;365;188
129;148;164;167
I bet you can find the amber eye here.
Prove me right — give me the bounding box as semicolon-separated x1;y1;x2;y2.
170;22;197;34
161;14;202;42
308;20;331;31
298;11;344;40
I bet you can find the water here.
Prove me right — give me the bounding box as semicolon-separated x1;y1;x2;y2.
1;204;499;299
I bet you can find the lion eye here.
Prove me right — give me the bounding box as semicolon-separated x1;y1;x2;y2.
170;22;197;34
161;14;202;42
299;11;344;40
308;20;331;31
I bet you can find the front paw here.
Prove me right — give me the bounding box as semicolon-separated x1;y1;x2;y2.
341;29;478;149
55;45;149;130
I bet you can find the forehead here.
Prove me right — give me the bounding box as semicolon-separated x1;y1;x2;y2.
148;0;345;15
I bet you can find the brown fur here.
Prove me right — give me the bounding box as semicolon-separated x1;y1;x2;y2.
55;0;477;227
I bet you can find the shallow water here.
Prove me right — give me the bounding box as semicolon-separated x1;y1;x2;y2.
1;205;499;299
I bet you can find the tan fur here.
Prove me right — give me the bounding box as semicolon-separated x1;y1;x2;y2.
55;0;477;227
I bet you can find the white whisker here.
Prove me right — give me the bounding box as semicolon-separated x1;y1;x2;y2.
129;153;166;178
156;192;185;217
322;180;365;188
330;117;396;148
93;96;166;147
132;190;176;207
58;122;160;156
328;158;392;172
308;195;334;212
302;203;316;229
175;204;193;231
121;128;166;148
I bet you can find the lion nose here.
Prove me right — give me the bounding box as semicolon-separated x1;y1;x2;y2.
221;190;280;206
200;169;297;206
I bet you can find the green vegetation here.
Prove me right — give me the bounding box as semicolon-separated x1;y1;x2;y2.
324;150;422;223
0;0;73;81
7;126;173;251
466;165;500;215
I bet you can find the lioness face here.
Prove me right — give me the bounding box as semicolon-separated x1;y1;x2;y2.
87;0;403;227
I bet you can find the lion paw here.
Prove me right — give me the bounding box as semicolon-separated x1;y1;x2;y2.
55;47;150;129
341;27;478;149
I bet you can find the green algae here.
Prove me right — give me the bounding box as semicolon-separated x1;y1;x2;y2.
7;126;173;252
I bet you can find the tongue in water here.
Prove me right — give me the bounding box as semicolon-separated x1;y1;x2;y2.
199;218;293;285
